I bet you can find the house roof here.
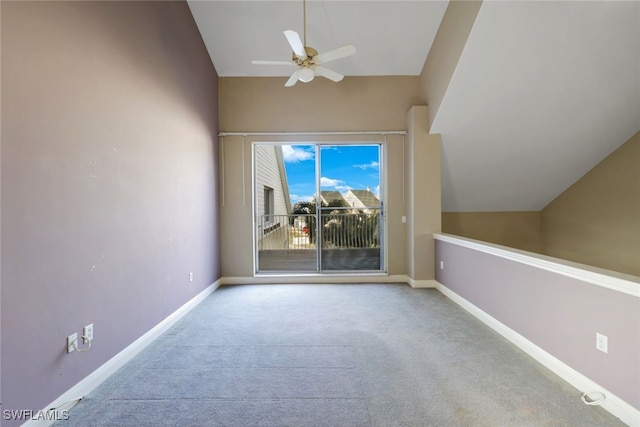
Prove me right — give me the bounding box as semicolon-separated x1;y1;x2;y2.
321;191;345;206
346;190;380;208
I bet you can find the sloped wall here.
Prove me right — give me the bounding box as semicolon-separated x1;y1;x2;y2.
441;131;639;277
541;131;640;276
1;1;220;421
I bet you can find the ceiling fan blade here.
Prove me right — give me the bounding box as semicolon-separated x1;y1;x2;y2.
251;60;295;66
314;45;356;65
314;66;343;83
285;70;299;87
284;30;307;59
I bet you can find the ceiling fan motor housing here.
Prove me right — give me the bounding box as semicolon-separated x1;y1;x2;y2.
293;46;318;66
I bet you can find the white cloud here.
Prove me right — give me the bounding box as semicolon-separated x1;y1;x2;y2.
282;145;314;162
320;177;340;187
375;185;380;197
354;161;379;170
321;177;351;192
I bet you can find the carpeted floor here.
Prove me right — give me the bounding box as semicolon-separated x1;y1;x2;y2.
55;284;624;426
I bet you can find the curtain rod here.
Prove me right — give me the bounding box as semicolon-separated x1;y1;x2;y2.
218;131;407;137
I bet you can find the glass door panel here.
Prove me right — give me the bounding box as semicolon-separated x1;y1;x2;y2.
255;144;318;272
319;145;383;271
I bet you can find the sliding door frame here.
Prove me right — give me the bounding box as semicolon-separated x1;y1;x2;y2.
252;139;388;275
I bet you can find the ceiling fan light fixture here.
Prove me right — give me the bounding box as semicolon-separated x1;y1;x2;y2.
298;67;315;83
251;0;355;87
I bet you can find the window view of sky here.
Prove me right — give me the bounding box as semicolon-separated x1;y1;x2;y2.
283;144;380;204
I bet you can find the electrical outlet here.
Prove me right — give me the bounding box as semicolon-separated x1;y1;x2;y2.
189;272;193;282
67;333;78;353
83;324;94;343
596;333;608;353
440;261;444;270
401;216;407;224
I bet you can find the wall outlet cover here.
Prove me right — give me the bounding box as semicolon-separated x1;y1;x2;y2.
67;333;78;353
83;324;94;343
596;332;608;353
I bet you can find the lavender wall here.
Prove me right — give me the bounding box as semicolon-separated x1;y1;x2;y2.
1;1;220;423
435;238;640;411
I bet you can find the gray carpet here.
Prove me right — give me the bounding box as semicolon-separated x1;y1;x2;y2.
55;284;624;426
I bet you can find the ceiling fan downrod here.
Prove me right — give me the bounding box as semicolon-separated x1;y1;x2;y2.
303;0;307;47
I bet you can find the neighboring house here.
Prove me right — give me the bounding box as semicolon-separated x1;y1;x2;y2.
343;189;380;213
254;145;292;249
320;191;346;206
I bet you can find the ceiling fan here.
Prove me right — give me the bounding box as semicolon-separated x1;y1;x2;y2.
251;0;356;87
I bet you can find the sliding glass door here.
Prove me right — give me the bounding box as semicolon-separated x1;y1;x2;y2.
319;145;382;271
254;142;384;273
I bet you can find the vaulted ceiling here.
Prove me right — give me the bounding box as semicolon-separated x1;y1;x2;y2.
188;1;448;77
188;1;640;212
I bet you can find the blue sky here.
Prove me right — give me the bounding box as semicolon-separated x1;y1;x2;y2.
282;144;380;204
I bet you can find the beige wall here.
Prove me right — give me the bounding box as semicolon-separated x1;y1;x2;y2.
442;211;542;253
405;106;441;283
221;76;422;132
541;131;640;276
219;76;431;278
420;0;482;130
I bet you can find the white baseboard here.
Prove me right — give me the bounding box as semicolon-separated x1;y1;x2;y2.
435;281;640;427
24;279;221;427
407;278;437;289
221;275;438;289
221;274;410;285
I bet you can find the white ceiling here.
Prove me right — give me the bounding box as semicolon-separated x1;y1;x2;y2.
188;0;640;212
188;1;449;77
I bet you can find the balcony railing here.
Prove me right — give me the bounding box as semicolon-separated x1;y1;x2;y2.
257;210;381;251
